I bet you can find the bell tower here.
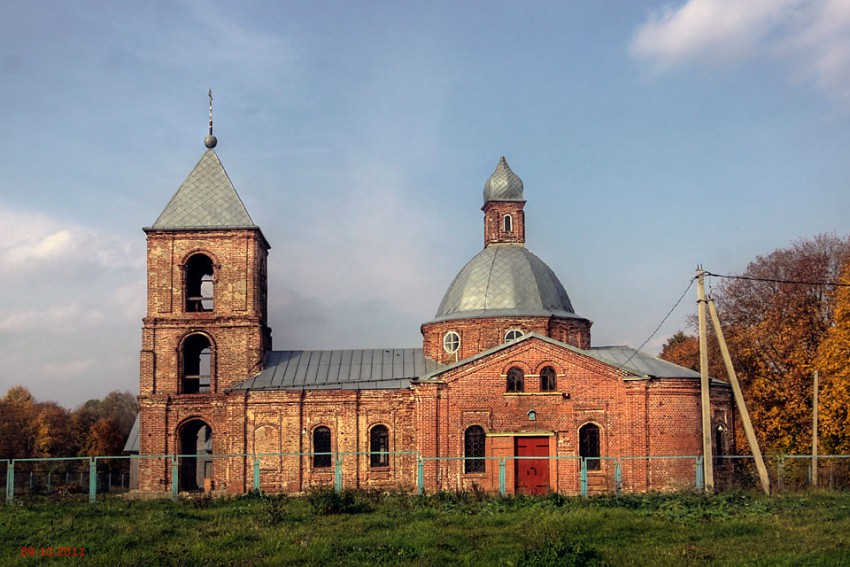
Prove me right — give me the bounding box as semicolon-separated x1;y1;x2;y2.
139;99;271;400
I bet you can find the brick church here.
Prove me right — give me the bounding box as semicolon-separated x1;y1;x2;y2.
130;127;734;496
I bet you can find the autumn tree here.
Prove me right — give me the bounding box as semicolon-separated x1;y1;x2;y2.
659;331;700;371
815;259;850;454
710;234;850;454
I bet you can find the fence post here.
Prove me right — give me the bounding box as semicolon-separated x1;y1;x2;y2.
171;457;179;500
615;458;622;494
499;458;506;497
334;453;343;494
88;458;97;503
580;458;588;497
253;456;261;494
417;457;424;495
778;456;785;493
696;457;704;491
47;472;52;494
6;461;13;504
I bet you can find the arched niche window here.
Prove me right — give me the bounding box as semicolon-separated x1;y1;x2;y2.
505;329;523;342
443;331;460;354
579;423;601;471
714;424;727;466
313;426;332;468
464;426;486;473
506;367;524;393
182;334;211;394
503;214;513;233
369;425;389;468
540;366;557;392
186;254;214;312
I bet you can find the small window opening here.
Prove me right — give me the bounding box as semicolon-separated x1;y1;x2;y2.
313;427;332;468
464;426;486;473
714;424;726;466
580;423;601;471
503;214;513;233
505;329;524;342
186;254;214;312
506;367;524;392
443;331;460;354
540;366;557;392
182;334;211;394
370;425;389;468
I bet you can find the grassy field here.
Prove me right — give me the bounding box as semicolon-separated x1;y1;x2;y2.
2;490;850;566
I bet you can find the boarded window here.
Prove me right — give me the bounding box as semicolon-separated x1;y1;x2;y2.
370;425;389;468
579;423;601;471
313;427;332;468
464;426;486;473
506;367;524;392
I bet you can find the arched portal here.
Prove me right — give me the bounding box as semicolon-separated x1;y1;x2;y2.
178;420;213;491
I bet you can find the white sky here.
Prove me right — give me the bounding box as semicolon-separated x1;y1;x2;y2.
1;0;849;407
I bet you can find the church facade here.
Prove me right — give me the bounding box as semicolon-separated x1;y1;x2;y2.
134;132;734;496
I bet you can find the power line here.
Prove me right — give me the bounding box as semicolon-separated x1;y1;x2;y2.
616;277;695;373
703;271;850;288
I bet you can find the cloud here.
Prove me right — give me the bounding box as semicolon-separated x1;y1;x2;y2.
630;0;850;98
0;204;144;406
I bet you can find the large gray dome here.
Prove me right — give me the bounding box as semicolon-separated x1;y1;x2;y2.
483;156;524;204
432;245;581;322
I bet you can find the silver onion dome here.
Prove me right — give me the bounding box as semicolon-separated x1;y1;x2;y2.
431;245;580;322
483;156;524;204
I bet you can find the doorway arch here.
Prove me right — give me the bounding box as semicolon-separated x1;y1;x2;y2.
177;419;213;491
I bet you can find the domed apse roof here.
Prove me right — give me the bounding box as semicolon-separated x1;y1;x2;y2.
483;156;524;204
431;245;583;323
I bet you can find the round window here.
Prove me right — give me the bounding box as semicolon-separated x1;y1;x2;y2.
443;331;460;353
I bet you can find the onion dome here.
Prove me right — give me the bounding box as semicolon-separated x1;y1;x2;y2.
483;156;524;204
431;245;581;322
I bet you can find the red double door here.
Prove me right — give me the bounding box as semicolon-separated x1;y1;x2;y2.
515;437;550;495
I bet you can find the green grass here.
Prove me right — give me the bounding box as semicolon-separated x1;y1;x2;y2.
2;490;850;566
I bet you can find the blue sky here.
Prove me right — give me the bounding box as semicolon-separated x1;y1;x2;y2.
1;0;849;407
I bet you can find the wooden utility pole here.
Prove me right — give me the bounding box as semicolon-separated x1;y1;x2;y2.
813;369;819;488
697;268;714;491
707;298;771;495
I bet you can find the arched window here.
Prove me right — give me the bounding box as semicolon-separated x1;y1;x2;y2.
579;423;601;471
313;426;332;468
503;214;513;233
464;426;486;473
714;424;726;466
185;254;214;312
540;366;557;392
369;425;389;468
443;331;460;354
506;367;524;392
182;334;211;394
505;329;523;342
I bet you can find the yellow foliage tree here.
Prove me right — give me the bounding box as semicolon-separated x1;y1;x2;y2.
815;261;850;454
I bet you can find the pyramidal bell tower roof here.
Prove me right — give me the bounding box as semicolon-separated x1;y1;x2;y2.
149;91;257;231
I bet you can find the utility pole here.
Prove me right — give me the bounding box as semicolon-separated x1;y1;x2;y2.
707;298;771;495
813;369;819;488
697;267;714;491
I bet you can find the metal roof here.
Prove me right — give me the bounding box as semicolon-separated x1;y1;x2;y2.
123;413;140;453
483;156;524;204
430;245;584;323
149;149;257;230
229;348;445;392
588;346;702;379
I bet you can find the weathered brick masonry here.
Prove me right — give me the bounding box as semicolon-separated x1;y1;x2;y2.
135;140;733;496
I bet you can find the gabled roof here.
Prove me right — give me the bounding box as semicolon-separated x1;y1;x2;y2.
416;332;701;381
228;348;445;392
148;149;257;230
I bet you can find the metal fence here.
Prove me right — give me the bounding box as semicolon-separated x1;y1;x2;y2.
3;453;849;504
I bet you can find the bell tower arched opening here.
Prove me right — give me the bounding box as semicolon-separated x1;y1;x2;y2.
185;253;214;312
